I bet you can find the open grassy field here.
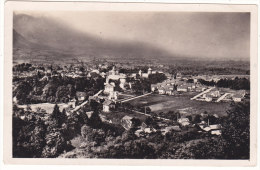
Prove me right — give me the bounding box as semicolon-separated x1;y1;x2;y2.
17;103;70;114
128;93;230;117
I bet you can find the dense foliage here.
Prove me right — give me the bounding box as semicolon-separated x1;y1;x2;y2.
13;74;105;105
13;100;250;159
199;77;250;90
221;101;250;159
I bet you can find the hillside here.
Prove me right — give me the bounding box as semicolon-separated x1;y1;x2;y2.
13;13;175;63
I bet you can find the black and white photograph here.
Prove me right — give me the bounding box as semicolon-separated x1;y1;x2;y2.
3;1;258;166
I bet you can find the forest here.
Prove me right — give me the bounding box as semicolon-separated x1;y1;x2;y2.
13;101;250;159
198;77;250;90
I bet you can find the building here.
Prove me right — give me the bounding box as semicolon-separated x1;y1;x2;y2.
158;87;165;94
210;90;221;97
195;86;206;92
76;91;87;101
143;127;157;134
104;83;114;94
177;85;188;92
108;66;119;75
177;118;190;126
199;123;221;135
232;91;245;102
151;84;158;92
119;78;126;89
139;68;153;78
211;130;222;135
204;94;213;102
86;111;94;119
91;69;100;74
232;94;243;102
68;98;76;108
102;100;115;112
99;114;113;124
165;86;174;95
161;125;181;135
108;91;118;100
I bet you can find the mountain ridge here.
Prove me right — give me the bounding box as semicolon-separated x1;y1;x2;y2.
13;13;176;63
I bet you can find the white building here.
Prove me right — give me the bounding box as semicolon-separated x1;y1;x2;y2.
177;85;188;92
104;83;114;94
158;87;165;94
139;68;153;78
103;100;115;112
177;118;190;126
108;91;118;100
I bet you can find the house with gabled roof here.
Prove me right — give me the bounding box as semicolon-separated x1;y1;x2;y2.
232;93;244;102
164;86;174;95
76;91;87;101
104;83;114;94
177;85;188;92
158;87;166;94
177;118;190;126
151;84;158;92
102;100;115;112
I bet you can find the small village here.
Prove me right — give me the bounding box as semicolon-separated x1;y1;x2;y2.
13;61;250;141
11;10;251;160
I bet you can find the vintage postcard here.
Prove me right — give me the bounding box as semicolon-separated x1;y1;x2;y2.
3;1;258;166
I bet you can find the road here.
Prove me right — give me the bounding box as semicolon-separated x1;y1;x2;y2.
216;93;230;102
72;90;103;112
190;87;215;100
120;92;153;103
131;109;171;121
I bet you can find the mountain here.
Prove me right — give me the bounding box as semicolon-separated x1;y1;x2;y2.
13;13;175;63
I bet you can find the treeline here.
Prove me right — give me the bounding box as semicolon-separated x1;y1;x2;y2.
199;77;250;90
13;63;35;72
168;60;250;76
12;100;123;158
13;73;105;105
61;101;249;159
131;73;167;94
13;100;249;159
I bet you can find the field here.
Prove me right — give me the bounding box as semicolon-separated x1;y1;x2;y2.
17;103;70;114
128;93;231;117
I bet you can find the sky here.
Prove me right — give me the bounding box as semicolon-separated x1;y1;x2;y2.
17;11;250;60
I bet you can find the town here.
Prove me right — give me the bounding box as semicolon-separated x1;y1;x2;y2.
12;58;250;158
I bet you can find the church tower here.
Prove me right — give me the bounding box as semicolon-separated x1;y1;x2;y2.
139;70;142;77
148;68;152;75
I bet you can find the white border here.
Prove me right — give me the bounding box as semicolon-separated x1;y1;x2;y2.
1;0;259;168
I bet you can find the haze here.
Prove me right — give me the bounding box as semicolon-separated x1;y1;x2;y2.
15;11;250;60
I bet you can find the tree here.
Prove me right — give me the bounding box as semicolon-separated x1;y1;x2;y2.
222;101;250;159
187;79;194;83
88;111;102;128
50;104;66;127
14;81;32;104
145;107;151;114
186;115;192;121
42;81;59;98
13;109;47;158
65;112;84;139
41;130;67;158
81;125;92;138
148;73;167;84
55;86;71;102
193;114;201;124
144;117;155;126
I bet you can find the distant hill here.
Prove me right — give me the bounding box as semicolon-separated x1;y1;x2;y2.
13;13;175;63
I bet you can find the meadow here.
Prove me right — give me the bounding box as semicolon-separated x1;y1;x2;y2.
128;93;231;117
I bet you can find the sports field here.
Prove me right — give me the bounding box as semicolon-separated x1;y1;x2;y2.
128;93;230;117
